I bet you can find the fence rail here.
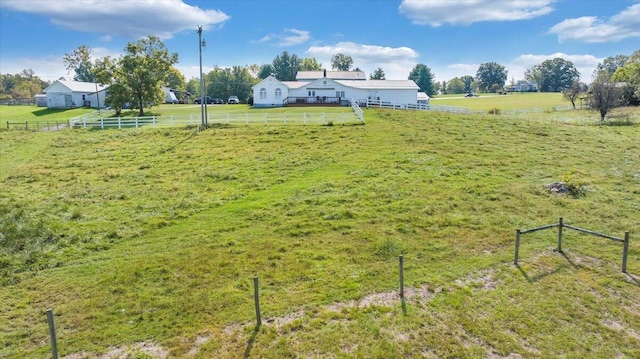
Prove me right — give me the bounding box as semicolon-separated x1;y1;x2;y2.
68;111;364;130
514;217;630;273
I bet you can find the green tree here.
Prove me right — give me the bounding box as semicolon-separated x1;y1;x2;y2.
0;70;48;99
93;56;130;115
525;58;580;92
408;64;436;97
258;64;273;79
119;36;178;116
475;62;507;92
460;75;474;93
594;54;629;78
369;67;385;80
63;45;95;82
271;51;300;81
331;53;353;71
205;65;256;103
185;78;201;99
447;77;465;94
299;57;323;71
611;50;640;105
164;67;186;91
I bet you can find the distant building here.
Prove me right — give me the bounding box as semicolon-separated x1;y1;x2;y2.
252;70;421;108
507;80;538;92
42;80;108;108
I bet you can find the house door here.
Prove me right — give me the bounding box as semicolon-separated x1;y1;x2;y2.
64;95;73;107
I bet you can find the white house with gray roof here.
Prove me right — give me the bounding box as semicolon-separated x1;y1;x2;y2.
42;80;108;109
252;71;421;108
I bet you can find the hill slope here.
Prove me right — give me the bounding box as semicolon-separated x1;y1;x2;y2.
1;108;639;358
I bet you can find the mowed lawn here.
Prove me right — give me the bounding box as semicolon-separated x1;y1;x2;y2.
0;104;639;358
431;92;571;111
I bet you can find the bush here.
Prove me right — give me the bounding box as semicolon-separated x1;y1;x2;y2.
561;168;587;197
488;108;501;115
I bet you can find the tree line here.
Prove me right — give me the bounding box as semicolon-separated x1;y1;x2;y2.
5;34;638;120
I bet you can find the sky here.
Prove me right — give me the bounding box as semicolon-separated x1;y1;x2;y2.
0;0;638;85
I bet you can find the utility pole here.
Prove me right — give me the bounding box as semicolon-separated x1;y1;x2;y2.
197;25;208;128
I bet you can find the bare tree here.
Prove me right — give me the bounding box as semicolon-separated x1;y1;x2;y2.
589;75;622;121
562;80;583;109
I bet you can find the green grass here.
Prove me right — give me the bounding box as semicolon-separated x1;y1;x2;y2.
431;92;570;111
0;105;639;358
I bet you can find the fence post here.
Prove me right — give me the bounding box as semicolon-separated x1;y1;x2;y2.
46;309;58;359
622;231;629;273
101;118;104;130
246;113;249;125
135;116;139;128
25;121;28;130
303;113;307;125
118;117;121;129
6;121;8;129
557;217;563;252
284;113;286;125
514;229;521;265
399;255;404;299
253;276;261;327
153;116;156;128
264;113;267;125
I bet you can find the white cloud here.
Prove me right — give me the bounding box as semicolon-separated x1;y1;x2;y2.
252;28;311;47
398;0;555;27
306;42;419;80
278;28;311;47
549;3;640;43
0;0;229;39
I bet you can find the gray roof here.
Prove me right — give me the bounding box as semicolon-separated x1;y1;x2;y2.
44;80;108;93
335;80;419;90
296;71;366;81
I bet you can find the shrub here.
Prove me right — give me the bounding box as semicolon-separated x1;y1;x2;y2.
561;168;587;197
488;108;501;115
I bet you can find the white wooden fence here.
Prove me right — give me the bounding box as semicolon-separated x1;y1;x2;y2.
68;111;364;130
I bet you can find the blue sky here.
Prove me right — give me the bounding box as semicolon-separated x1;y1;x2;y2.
1;0;638;84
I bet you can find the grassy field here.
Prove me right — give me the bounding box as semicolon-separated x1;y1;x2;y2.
1;102;639;358
431;92;571;111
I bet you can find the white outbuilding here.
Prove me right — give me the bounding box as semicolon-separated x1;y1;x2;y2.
42;80;108;109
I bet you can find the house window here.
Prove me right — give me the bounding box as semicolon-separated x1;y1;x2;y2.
82;95;85;100
260;88;267;100
275;88;282;99
336;91;345;98
308;90;315;97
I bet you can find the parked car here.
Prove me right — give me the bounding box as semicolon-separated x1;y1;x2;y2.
228;95;240;104
213;98;224;104
464;93;474;97
194;96;213;104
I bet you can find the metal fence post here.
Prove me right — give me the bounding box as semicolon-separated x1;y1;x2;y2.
253;276;261;327
514;229;521;265
46;309;58;359
622;231;629;273
558;217;563;252
399;255;404;298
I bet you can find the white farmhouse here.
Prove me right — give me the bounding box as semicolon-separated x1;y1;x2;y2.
252;70;421;108
42;80;108;109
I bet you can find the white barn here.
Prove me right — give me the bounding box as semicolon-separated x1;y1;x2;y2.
252;72;421;108
42;80;108;109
